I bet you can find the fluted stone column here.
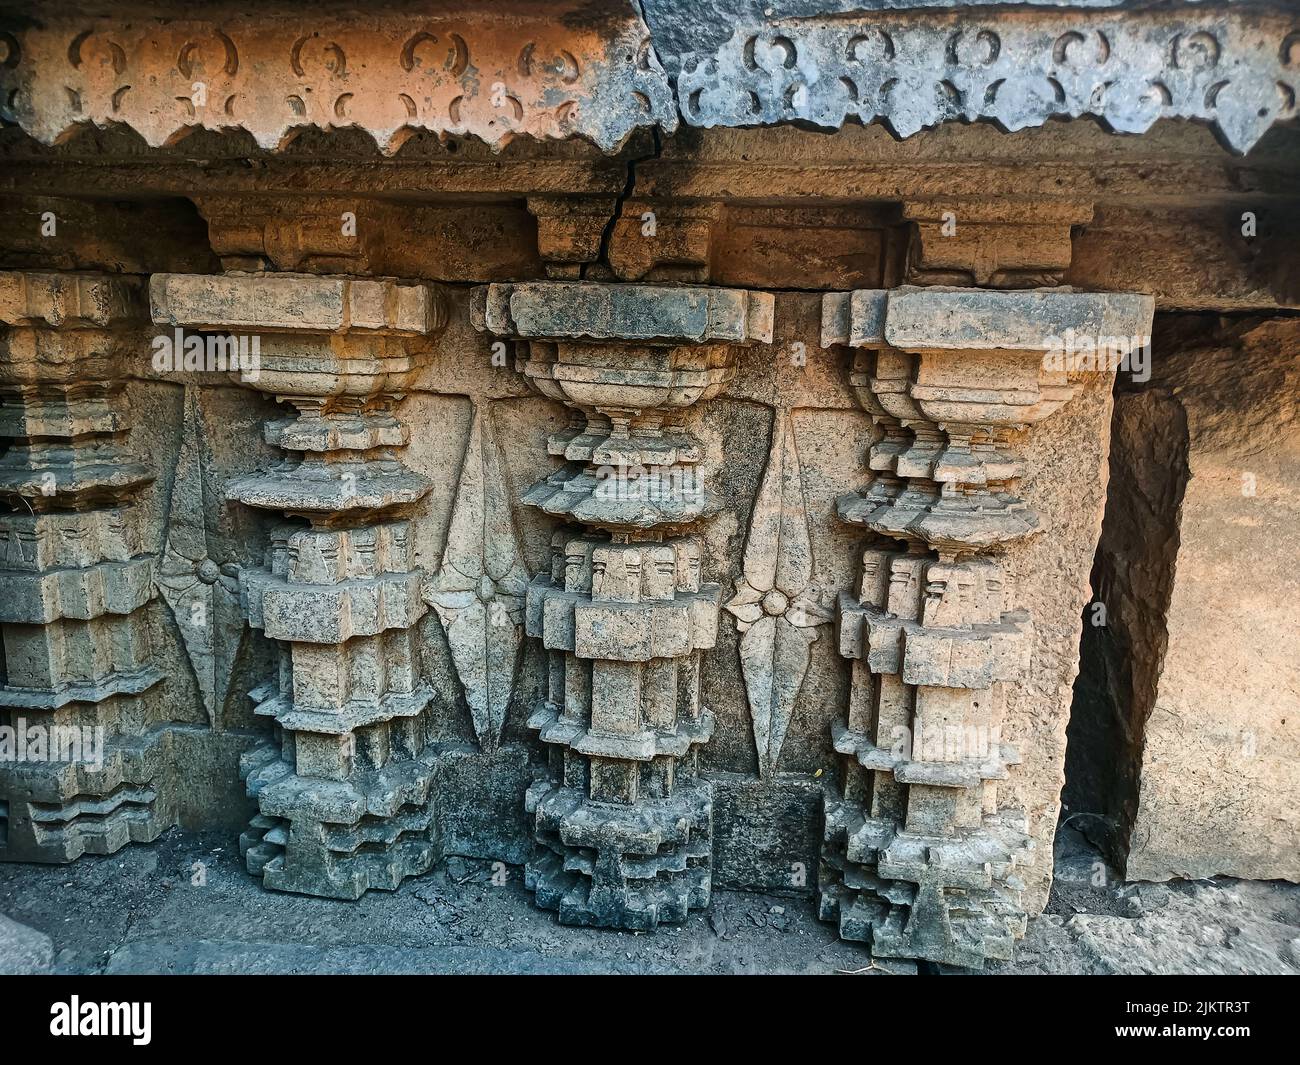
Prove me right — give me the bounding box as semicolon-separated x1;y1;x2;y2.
818;286;1154;966
473;281;773;929
150;272;447;899
0;271;175;861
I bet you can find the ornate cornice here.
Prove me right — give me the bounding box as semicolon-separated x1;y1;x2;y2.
0;3;1292;154
669;6;1299;153
0;4;678;153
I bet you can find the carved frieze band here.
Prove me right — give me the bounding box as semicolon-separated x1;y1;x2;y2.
665;9;1299;153
0;7;677;152
2;7;1292;153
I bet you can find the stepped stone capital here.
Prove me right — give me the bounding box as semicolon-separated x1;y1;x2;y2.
150;273;446;336
473;281;773;345
0;272;143;388
149;272;447;521
822;286;1155;353
820;286;1155;554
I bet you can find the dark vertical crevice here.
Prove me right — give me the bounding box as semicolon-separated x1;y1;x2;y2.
588;125;664;278
1061;313;1193;873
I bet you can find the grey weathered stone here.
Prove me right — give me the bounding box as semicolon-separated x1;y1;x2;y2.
823;286;1155;350
0;913;53;975
710;773;823;894
477;280;774;930
819;284;1154;967
656;2;1299;153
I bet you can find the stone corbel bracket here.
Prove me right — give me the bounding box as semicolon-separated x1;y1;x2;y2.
901;201;1094;289
667;6;1300;154
0;3;677;153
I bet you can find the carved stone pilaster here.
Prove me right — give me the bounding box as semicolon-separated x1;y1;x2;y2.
0;271;175;862
150;272;447;899
818;286;1153;966
473;281;773;929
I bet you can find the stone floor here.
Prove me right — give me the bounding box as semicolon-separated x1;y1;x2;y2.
1;823;1297;975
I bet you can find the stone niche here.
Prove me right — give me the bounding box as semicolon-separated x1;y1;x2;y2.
1068;315;1300;884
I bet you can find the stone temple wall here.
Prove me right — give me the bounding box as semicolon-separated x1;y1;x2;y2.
0;0;1297;970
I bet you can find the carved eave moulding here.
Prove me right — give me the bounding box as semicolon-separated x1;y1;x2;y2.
667;6;1300;153
0;5;678;153
1;3;1293;156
